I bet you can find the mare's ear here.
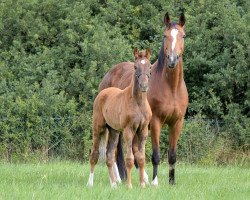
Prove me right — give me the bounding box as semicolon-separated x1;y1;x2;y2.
146;48;151;60
164;12;171;27
133;47;139;59
179;13;185;27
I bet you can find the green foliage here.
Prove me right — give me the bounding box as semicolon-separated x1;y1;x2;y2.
0;0;249;163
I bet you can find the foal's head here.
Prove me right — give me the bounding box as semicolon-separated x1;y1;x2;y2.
163;12;186;68
133;48;151;92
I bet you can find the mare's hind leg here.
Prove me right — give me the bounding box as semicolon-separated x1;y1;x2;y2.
106;127;120;187
134;127;148;187
168;119;184;185
87;114;106;187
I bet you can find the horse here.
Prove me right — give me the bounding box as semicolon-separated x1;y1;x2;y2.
87;48;152;188
98;13;188;186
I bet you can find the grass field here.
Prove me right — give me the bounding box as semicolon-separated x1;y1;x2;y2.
0;161;249;200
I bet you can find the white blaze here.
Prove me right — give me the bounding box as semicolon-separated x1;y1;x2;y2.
141;59;146;64
170;28;179;61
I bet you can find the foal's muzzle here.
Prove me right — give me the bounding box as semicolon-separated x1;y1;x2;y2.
136;72;150;92
139;83;149;92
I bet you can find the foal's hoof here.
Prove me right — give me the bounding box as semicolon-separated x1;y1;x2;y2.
128;184;133;189
86;182;93;187
140;182;146;188
144;173;149;185
110;182;117;189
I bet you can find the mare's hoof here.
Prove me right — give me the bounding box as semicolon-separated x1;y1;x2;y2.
169;179;175;185
151;176;158;187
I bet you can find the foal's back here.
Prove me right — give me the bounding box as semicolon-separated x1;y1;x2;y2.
93;86;130;131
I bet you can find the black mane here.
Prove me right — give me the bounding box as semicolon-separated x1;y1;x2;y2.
156;39;165;72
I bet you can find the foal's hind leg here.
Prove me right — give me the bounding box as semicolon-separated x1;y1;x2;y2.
106;127;120;187
87;115;106;187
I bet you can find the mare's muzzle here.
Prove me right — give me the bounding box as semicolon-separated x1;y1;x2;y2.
167;53;180;68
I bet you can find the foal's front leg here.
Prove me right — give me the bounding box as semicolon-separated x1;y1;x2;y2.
135;127;148;188
124;127;135;188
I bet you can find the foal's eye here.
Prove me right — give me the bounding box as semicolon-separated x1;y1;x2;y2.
183;34;186;38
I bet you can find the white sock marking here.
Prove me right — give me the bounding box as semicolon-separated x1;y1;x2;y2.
141;59;146;64
113;162;121;183
87;172;94;187
151;176;158;186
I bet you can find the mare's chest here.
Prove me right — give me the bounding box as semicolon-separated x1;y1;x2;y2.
149;86;188;124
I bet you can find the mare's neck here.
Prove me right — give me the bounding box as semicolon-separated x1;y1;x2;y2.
162;58;184;94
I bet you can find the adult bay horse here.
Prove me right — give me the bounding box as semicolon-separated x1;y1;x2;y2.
99;13;188;186
87;48;152;188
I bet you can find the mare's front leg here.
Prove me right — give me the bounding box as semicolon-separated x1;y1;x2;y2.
134;127;148;188
168;118;184;185
150;117;162;186
106;127;120;188
124;127;135;188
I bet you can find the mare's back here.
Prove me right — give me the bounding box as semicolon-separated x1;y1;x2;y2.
99;62;134;91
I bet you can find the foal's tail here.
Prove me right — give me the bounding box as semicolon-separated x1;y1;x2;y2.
116;134;127;180
98;129;108;163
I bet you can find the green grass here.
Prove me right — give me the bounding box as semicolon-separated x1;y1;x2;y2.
0;161;249;200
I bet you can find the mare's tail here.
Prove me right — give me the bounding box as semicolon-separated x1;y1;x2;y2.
98;129;108;163
116;134;127;180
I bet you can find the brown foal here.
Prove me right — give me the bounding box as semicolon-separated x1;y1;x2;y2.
87;48;152;188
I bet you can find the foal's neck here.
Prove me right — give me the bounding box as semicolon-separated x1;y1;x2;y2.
130;75;147;105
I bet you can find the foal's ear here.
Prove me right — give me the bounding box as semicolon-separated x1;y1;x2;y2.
179;13;185;27
146;48;151;60
133;47;139;59
164;12;171;27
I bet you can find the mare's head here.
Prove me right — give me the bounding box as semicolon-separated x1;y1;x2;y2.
133;48;151;92
163;12;186;68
